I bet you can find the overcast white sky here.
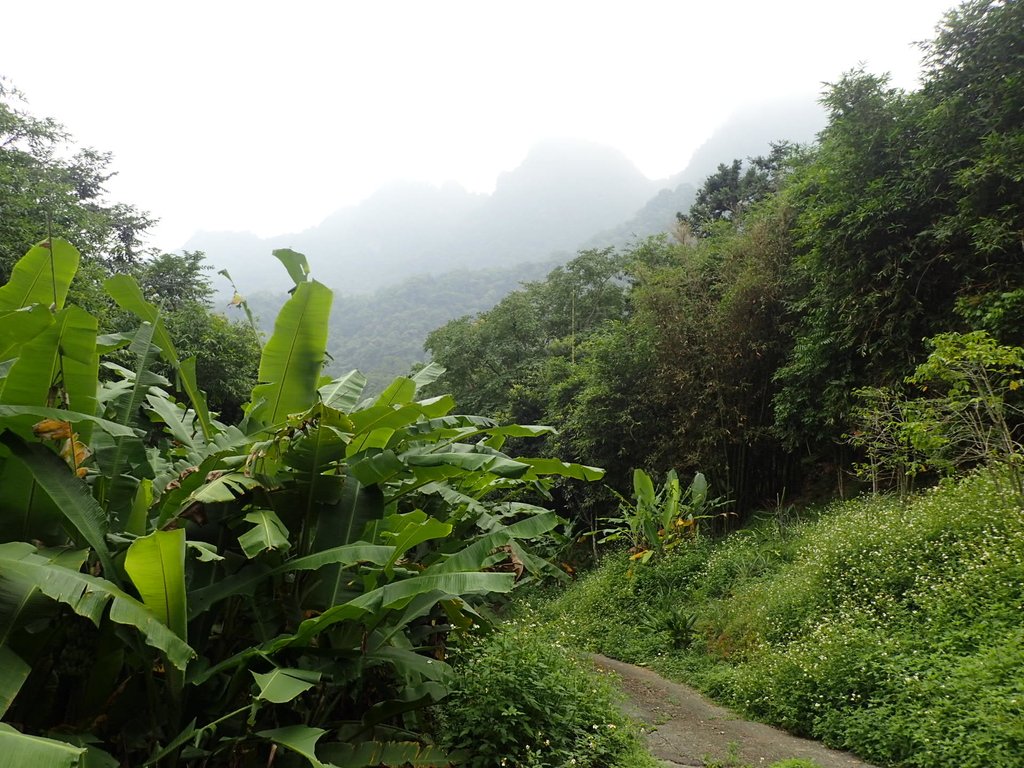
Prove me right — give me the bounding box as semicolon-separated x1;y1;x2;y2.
2;0;956;251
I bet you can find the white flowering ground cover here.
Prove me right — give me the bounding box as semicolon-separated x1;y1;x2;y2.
530;470;1024;768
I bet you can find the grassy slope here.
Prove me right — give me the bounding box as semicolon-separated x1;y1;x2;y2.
530;472;1024;768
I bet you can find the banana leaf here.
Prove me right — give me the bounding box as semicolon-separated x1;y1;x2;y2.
104;274;214;439
0;432;116;579
248;280;332;429
0;724;86;767
125;530;188;640
0;239;79;312
0;305;53;361
0;542;194;670
1;305;99;442
252;667;321;704
319;370;367;411
0;646;29;717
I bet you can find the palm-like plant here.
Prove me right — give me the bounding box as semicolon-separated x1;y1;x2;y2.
0;242;603;766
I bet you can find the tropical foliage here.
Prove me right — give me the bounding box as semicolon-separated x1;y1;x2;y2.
0;241;601;766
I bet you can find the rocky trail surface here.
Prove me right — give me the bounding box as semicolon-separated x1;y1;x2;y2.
591;655;878;768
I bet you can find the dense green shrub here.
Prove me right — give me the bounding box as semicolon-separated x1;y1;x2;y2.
436;622;653;768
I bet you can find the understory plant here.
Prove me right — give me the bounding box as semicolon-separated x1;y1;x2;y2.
594;468;719;563
0;240;603;766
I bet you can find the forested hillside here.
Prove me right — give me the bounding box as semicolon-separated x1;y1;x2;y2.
427;0;1024;519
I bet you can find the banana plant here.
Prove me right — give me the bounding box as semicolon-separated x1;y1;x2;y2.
593;468;718;562
0;242;604;767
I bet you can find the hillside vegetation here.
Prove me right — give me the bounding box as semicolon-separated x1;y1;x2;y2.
426;0;1024;520
527;469;1023;767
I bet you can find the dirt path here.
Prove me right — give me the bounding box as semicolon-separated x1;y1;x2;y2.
591;655;878;768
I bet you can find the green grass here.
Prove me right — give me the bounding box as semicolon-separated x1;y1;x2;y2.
529;470;1024;768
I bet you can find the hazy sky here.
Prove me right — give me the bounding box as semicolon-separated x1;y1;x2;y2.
3;0;956;250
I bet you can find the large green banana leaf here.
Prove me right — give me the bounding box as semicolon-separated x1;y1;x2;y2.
273;248;311;286
0;239;79;312
248;280;332;430
291;571;514;645
0;432;116;579
124;529;188;640
0;305;53;362
318;370;366;411
0;646;29;717
252;667;321;704
0;542;194;670
0;724;86;767
187;543;393;620
1;305;99;441
0;405;138;438
257;726;330;768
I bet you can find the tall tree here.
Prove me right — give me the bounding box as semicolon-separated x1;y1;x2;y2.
0;80;154;279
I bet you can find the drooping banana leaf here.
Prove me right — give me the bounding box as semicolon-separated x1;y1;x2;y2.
192;570;516;682
273;248;312;286
217;268;260;334
0;542;194;670
143;392;197;450
291;571;514;645
318;370;367;412
0;238;80;312
0;432;116;580
0;405;139;438
0;646;29;717
0;546;87;646
252;667;321;704
409;361;445;392
379;514;452;576
0;723;86;767
187;543;393;620
256;725;329;768
247;280;332;430
402;450;531;478
426;512;559;575
519;457;606;481
238;509;290;558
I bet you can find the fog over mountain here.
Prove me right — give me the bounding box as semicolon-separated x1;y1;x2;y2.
192;98;825;298
190;139;658;295
194;98;826;386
